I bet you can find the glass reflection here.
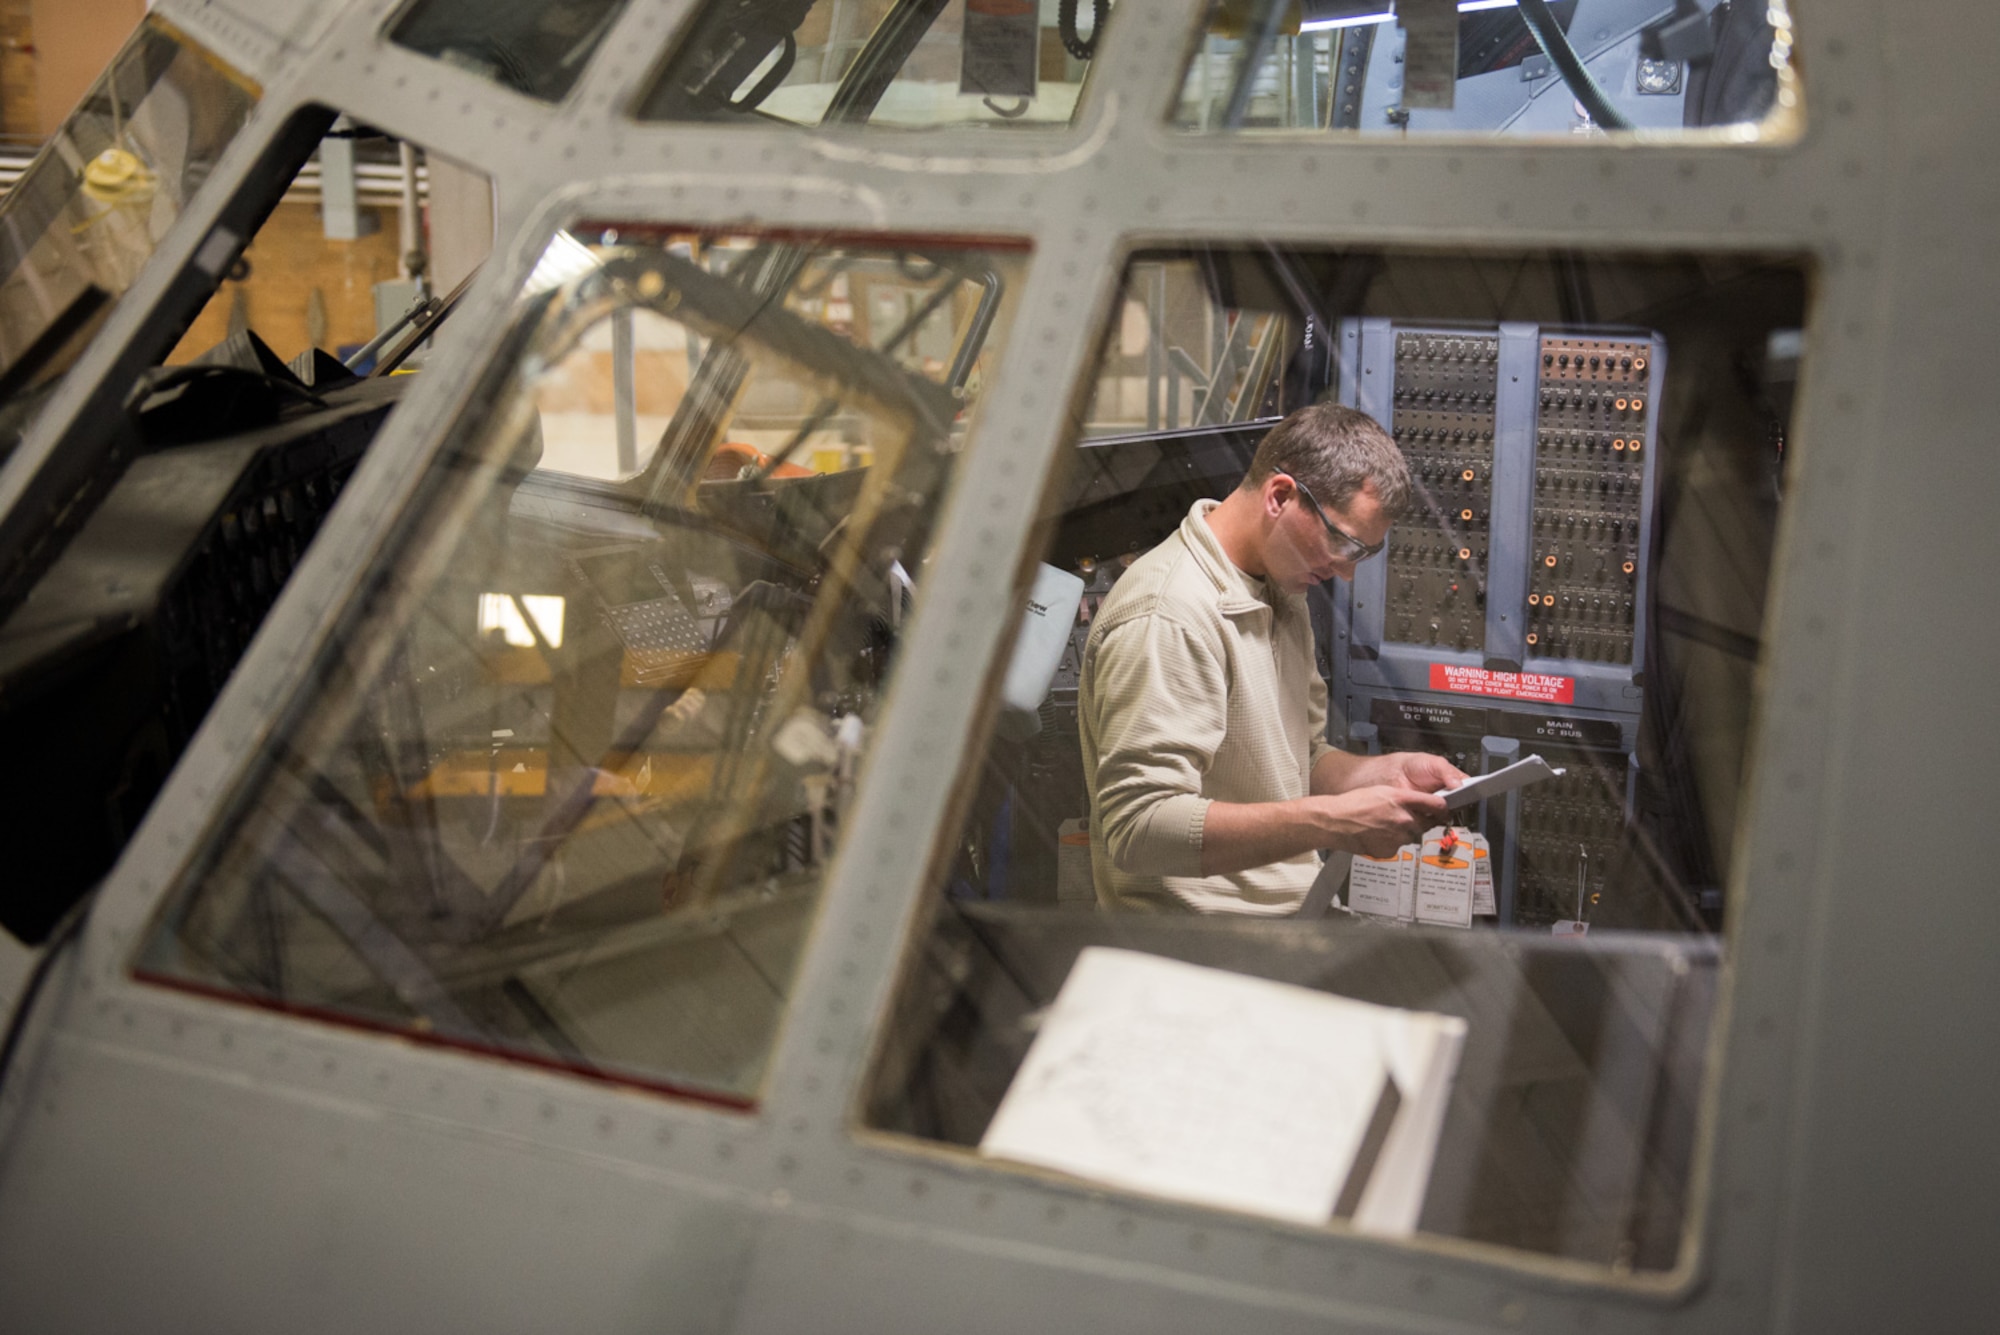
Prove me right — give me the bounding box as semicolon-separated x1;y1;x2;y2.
388;0;631;103
1176;0;1798;137
637;0;1113;128
0;19;258;450
138;228;1026;1104
867;243;1807;1272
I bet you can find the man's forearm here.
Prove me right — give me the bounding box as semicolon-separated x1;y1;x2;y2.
1197;781;1454;873
1311;747;1365;796
1199;798;1334;877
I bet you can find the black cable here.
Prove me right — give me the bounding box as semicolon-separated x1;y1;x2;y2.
0;891;93;1101
1058;0;1108;62
1517;0;1633;131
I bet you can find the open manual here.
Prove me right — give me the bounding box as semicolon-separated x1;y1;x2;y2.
978;948;1467;1235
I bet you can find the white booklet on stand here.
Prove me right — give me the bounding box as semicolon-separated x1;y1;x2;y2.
979;948;1467;1234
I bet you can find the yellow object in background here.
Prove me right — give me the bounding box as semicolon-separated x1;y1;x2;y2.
81;146;155;205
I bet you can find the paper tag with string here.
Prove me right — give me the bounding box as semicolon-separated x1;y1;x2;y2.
1413;826;1475;929
1348;845;1418;920
1471;831;1495;916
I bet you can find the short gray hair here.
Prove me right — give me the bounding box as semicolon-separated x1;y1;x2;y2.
1242;402;1411;518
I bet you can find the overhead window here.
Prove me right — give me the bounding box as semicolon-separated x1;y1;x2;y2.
864;240;1807;1276
635;0;1115;129
1175;0;1799;139
388;0;632;103
0;17;258;459
136;227;1028;1106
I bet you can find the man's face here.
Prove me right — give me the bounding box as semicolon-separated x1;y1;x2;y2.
1266;477;1390;593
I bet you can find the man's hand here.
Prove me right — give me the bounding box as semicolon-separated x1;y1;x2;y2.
1317;785;1449;859
1345;750;1470;797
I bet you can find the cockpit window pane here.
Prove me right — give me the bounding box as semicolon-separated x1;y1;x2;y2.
1174;0;1799;139
0;18;258;461
1080;258;1294;439
136;227;1028;1107
388;0;632;103
863;241;1807;1276
635;0;1113;128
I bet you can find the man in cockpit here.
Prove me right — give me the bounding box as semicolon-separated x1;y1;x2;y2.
1080;402;1465;915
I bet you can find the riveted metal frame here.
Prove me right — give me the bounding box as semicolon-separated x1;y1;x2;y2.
1;0;1972;1330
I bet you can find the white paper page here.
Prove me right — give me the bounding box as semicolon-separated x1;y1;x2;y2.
1437;754;1565;809
1351;1013;1469;1237
1347;847;1415;920
982;948;1438;1226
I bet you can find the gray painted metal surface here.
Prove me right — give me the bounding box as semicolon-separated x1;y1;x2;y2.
0;1;1994;1331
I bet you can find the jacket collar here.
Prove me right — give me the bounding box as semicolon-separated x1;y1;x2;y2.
1181;499;1274;616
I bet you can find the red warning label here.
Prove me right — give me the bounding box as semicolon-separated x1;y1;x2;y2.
1429;663;1575;705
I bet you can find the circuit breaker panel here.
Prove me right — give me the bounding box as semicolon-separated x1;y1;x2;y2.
1381;329;1500;655
1334;320;1666;928
1528;334;1653;666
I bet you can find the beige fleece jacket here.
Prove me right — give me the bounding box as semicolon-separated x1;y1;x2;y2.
1080;499;1337;914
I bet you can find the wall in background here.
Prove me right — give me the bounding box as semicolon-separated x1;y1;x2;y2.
28;0;145;137
0;0;36;137
167;201;406;365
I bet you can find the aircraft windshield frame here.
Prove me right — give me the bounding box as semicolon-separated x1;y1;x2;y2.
132;223;1031;1108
